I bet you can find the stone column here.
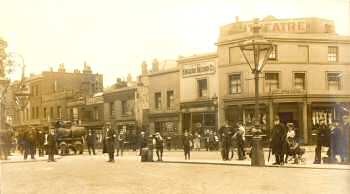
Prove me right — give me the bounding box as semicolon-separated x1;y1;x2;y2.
302;101;308;145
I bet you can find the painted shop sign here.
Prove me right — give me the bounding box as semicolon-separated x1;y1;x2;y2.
229;20;335;34
182;62;215;77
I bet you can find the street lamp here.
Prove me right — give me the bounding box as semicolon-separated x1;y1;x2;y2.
239;19;274;166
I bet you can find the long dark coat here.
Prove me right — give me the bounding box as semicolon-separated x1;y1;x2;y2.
316;124;330;147
330;127;342;155
341;123;350;156
46;133;57;155
103;128;115;154
271;123;287;154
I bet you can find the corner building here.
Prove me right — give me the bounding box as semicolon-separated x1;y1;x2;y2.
217;16;350;144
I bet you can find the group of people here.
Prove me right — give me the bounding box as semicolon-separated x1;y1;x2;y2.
270;116;305;165
2;114;349;166
313;115;350;164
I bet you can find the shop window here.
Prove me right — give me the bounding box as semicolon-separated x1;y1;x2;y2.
327;72;341;90
294;73;306;90
229;74;241;94
328;46;338;63
167;90;174;109
155;92;161;110
268;45;277;60
264;72;280;92
197;79;208;97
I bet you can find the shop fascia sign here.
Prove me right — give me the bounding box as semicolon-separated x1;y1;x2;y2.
182;61;216;77
230;20;335;34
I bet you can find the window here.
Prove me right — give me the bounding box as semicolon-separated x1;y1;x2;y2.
327;72;341;90
35;85;39;96
229;74;241;94
328;46;338;62
155;92;161;110
31;107;35;120
53;80;58;92
31;86;34;96
94;107;99;120
121;100;127;115
50;107;54;120
294;73;306;90
265;73;280;92
110;102;114;116
167;90;174;109
43;107;47;119
57;106;62;119
268;45;277;60
36;106;39;119
197;79;208;97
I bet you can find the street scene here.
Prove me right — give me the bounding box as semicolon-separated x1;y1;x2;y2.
0;0;350;193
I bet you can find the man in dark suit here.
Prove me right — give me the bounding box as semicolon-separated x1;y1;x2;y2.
271;116;287;165
37;129;45;157
313;118;330;164
138;131;147;156
182;131;192;160
103;123;116;162
116;130;126;157
219;122;233;161
46;128;57;162
24;127;36;160
86;129;97;155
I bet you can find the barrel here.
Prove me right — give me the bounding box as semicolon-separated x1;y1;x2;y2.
56;127;71;138
71;127;86;138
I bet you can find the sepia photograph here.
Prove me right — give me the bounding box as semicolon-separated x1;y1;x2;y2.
0;0;349;193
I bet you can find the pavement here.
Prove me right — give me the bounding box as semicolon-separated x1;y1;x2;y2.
1;152;350;194
1;146;349;170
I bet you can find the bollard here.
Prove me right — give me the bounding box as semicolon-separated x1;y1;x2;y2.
251;135;265;166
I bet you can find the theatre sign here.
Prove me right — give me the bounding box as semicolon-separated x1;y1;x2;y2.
225;17;335;35
182;61;216;78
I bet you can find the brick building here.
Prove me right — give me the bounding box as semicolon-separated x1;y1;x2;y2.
15;63;103;129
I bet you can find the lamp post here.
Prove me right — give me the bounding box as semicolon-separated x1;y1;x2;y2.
239;19;274;166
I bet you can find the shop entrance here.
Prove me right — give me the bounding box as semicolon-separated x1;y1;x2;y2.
278;112;293;125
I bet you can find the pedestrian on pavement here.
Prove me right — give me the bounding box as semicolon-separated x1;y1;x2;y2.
46;128;57;162
313;118;330;164
234;121;246;160
138;131;147;156
103;123;116;162
24;127;36;160
0;130;10;160
219;122;233;161
270;116;287;165
37;129;45;157
182;130;192;160
153;132;164;161
86;129;97;155
166;135;172;151
116;129;126;157
340;115;350;163
193;132;201;151
204;129;210;151
329;121;342;163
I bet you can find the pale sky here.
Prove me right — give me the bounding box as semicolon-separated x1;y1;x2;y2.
1;0;349;86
